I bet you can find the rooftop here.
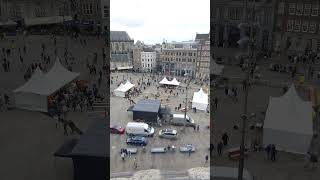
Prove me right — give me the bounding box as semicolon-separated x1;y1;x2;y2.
195;33;209;41
110;31;133;42
132;99;161;113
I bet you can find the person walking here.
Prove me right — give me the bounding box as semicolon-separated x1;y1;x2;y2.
214;97;218;110
205;155;209;163
217;141;223;156
210;143;215;156
271;144;277;162
133;157;137;169
265;144;271;160
197;124;200;132
188;149;192;156
222;132;229;146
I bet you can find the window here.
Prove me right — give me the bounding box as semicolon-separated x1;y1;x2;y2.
34;7;45;17
193;59;195;62
151;64;152;68
294;20;301;32
311;3;319;16
304;4;311;16
104;6;109;18
287;20;294;31
278;2;285;14
296;3;303;16
148;64;150;67
83;3;93;15
309;22;316;33
302;21;309;32
194;53;196;56
289;3;296;15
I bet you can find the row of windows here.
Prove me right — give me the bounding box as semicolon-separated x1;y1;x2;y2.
279;2;319;17
164;52;197;56
142;64;153;68
287;20;319;34
164;57;196;63
142;59;155;62
83;3;94;15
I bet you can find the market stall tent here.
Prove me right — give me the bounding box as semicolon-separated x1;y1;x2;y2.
14;67;47;112
114;81;135;97
170;78;180;86
263;84;313;154
192;88;209;111
13;58;80;112
159;77;170;85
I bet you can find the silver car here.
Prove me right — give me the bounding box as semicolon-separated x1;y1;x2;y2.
158;129;177;139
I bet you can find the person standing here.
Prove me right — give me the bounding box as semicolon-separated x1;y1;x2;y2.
271;144;277;162
205;155;209;163
222;132;229;146
265;144;271;160
217;141;223;156
133;157;137;169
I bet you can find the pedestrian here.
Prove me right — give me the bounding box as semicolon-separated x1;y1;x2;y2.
271;144;277;162
217;141;223;156
265;144;271;160
133;157;137;169
128;150;131;158
197;124;200;132
193;125;196;131
222;132;229;146
205;155;209;163
121;152;125;161
224;86;228;96
188;149;191;156
214;97;218;110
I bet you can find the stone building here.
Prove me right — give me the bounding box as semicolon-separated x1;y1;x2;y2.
141;49;156;73
161;46;198;77
110;31;134;69
195;34;210;79
273;0;320;54
132;47;142;71
211;0;274;52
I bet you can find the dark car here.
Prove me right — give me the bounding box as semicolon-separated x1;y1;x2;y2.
126;136;148;146
110;125;125;134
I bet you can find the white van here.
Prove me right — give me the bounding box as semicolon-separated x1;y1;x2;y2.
126;122;155;137
170;114;195;127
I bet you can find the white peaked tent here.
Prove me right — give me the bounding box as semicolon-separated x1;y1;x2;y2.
14;67;47;112
114;81;135;97
192;88;209;111
13;57;80;112
263;84;313;154
170;78;180;86
211;60;224;76
159;77;170;85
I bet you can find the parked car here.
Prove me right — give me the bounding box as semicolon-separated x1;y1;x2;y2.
126;122;155;137
159;129;178;139
110;125;125;134
126;136;148;146
170;114;196;127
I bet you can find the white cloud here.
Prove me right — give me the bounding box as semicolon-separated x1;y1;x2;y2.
111;0;210;44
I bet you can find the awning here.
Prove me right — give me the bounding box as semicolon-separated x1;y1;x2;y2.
0;20;17;26
117;66;133;70
24;16;73;26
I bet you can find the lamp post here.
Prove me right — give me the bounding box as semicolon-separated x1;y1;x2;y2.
238;0;257;179
183;72;191;131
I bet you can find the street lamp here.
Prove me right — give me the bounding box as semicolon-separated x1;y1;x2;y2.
183;72;191;131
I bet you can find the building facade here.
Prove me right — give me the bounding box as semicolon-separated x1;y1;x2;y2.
161;47;198;77
196;38;210;79
132;47;142;71
141;51;156;73
211;0;274;52
273;0;320;53
100;0;109;31
110;31;134;69
0;0;70;23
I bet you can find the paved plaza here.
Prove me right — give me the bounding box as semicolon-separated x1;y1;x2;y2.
0;35;106;180
110;72;210;173
211;48;320;180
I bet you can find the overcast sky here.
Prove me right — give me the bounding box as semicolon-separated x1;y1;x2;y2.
111;0;210;44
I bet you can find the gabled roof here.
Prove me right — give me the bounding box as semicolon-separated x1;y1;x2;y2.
110;31;132;41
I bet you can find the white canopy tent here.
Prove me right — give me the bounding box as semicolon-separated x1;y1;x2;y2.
263;84;313;154
192;88;209;111
211;60;224;76
159;77;170;85
13;58;80;112
114;81;135;97
159;77;180;86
